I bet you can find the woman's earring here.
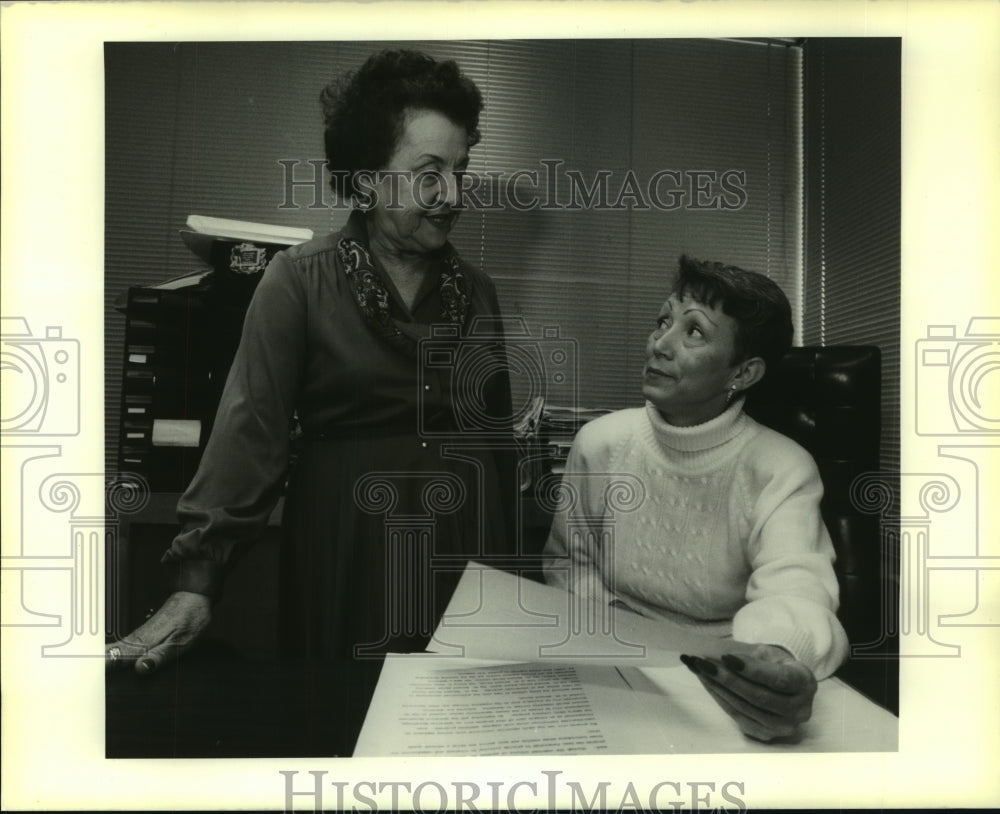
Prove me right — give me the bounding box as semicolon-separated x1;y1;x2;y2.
726;384;738;404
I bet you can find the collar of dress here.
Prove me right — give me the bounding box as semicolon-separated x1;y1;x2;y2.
336;210;470;357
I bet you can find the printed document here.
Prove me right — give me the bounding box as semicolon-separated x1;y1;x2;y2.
354;564;898;755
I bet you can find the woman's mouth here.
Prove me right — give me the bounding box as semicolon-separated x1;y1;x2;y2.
644;366;674;380
425;210;456;230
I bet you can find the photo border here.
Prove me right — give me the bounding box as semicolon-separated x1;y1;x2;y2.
2;1;998;810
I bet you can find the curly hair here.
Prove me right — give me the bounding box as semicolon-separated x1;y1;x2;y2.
320;49;483;200
670;255;794;374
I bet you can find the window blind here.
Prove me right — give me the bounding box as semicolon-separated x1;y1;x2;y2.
460;39;803;413
105;39;803;472
802;38;901;476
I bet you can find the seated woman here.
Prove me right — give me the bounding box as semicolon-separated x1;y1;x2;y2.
544;255;849;742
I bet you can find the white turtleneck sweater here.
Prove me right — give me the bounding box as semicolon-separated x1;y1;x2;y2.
543;399;849;679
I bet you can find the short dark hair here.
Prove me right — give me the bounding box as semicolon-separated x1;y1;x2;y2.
670;255;794;373
320;49;483;200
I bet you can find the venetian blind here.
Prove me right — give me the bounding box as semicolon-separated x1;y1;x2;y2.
105;40;802;470
461;39;803;413
802;38;901;474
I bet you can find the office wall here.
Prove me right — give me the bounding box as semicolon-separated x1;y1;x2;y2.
105;39;803;474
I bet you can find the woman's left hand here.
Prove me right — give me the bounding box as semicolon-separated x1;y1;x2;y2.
680;643;817;742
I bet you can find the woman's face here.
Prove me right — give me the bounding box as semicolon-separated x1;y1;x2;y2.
365;108;469;257
642;293;744;427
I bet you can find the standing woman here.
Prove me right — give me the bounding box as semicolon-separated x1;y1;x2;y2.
544;256;849;742
108;50;517;667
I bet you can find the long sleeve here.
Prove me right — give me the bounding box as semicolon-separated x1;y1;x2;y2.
542;418;620;607
731;437;849;679
161;253;306;599
542;405;850;680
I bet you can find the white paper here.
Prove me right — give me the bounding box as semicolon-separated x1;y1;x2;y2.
356;566;899;755
428;562;759;666
151;418;201;448
354;655;664;756
632;667;899;753
354;655;898;756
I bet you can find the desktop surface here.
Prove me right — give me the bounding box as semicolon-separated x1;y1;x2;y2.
105;643;383;758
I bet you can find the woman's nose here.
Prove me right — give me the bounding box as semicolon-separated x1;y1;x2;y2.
440;172;462;208
653;327;676;357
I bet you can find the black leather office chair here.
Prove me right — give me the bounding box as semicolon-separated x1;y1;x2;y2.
743;345;886;652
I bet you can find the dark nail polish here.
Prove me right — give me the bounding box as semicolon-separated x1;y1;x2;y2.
694;657;717;677
722;654;745;672
679;654;699;673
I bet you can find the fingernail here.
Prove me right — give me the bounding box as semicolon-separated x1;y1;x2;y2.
722;654;745;672
694;657;717;677
136;660;151;674
679;654;698;673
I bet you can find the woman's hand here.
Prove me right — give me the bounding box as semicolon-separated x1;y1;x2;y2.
680;643;818;742
105;591;211;674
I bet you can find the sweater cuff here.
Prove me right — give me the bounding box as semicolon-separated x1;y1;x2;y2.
162;557;225;601
744;627;818;675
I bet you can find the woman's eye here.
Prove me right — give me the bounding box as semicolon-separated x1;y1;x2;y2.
414;169;441;188
688;324;704;337
657;316;671;329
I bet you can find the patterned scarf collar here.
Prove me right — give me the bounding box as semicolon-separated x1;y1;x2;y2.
337;213;470;357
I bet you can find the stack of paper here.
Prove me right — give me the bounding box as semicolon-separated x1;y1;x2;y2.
354;564;899;756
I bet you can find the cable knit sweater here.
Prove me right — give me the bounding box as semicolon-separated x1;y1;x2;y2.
543;399;849;679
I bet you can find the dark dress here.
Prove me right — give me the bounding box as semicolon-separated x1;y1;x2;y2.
161;212;518;659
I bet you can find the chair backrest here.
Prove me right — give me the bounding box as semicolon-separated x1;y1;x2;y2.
743;346;883;646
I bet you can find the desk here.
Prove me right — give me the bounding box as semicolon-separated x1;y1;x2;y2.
107;565;898;758
105;646;382;758
105;649;897;758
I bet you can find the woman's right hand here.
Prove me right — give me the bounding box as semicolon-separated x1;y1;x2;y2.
105;591;212;674
680;644;818;742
